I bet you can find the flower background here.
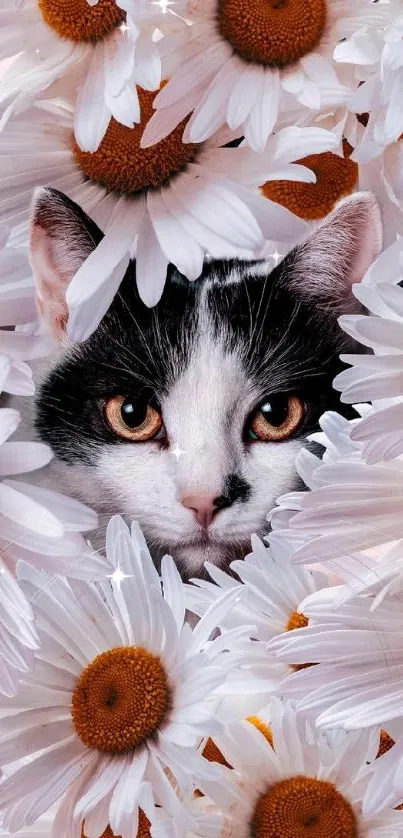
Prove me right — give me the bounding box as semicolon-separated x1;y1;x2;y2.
2;0;403;836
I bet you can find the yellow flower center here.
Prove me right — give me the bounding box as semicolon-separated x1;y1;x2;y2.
261;140;358;221
285;610;309;632
73;86;200;195
71;646;171;754
246;716;273;747
285;609;313;671
251;776;357;838
38;0;125;42
217;0;327;67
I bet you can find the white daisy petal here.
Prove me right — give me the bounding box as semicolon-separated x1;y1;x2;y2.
74;42;111;154
0;517;266;834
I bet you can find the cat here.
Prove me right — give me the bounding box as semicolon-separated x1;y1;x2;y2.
13;187;382;577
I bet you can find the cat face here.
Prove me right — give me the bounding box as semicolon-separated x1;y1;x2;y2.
31;189;382;575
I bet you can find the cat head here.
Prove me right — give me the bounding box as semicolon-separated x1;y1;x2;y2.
30;188;382;575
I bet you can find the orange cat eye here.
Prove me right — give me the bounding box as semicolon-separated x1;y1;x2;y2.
105;396;163;442
248;395;305;442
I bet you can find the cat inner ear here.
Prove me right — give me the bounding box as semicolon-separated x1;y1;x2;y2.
29;187;103;338
281;191;383;313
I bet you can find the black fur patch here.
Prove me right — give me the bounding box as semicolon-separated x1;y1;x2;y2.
36;257;359;467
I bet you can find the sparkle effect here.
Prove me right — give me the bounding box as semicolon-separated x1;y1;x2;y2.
270;249;283;266
170;445;186;460
71;647;171;753
107;565;133;590
73;86;200;195
217;0;327;67
251;776;357;838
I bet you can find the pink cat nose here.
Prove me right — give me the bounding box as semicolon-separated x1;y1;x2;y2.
181;494;217;528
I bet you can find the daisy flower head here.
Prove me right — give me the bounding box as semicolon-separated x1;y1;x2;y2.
0;403;99;698
199;698;403;838
0;226;51;397
0;0;170;152
141;0;393;154
0;101;336;341
267;587;403;804
341;11;403;160
334;237;403;464
269;236;403;569
260;107;403;241
185;532;328;716
274;435;403;567
0;516;260;835
0;227;102;694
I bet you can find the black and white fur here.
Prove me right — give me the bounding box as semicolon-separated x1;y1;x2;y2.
15;188;382;576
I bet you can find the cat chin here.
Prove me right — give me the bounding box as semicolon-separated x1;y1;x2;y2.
168;539;253;579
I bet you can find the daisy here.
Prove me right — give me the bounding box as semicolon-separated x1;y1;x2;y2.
334;238;403;464
284;448;403;565
269;408;361;531
0;402;102;696
0;398;102;694
267;239;403;570
198;698;403;838
0;226;106;692
341;12;403;157
0;516;262;836
141;0;393;154
0;227;50;397
268;406;403;571
0;0;166;151
269;407;403;602
0;101;337;341
262;108;403;239
0;801;225;838
0;231;100;580
185;532;328;717
267;587;403;802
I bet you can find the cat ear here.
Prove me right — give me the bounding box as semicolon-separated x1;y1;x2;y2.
29;187;103;338
282;191;383;311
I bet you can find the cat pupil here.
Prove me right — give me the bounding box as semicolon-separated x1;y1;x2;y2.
121;398;147;428
260;397;288;427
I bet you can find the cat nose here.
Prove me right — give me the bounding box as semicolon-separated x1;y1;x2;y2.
181;494;218;528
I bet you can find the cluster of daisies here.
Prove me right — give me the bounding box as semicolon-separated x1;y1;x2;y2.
1;0;403;331
3;0;403;837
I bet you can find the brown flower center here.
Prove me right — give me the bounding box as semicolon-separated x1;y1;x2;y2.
201;716;272;778
377;730;395;759
83;816;151;838
73;86;200;195
217;0;327;67
261;140;358;220
71;646;171;753
38;0;125;42
251;776;357;838
202;737;232;768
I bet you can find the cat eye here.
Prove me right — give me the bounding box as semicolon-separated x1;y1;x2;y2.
247;394;305;442
105;396;163;442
